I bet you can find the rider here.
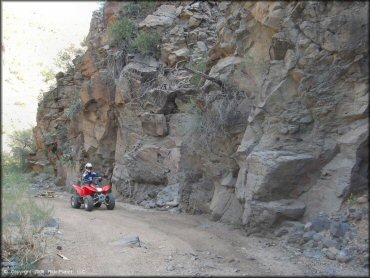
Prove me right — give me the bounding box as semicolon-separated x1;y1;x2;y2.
82;162;102;186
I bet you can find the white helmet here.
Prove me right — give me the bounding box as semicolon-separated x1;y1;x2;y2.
85;163;93;172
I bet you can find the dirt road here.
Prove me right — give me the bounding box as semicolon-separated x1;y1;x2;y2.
36;192;366;276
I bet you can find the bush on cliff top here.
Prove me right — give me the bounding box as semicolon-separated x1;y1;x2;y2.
109;14;161;57
109;17;137;48
123;1;157;18
131;31;161;56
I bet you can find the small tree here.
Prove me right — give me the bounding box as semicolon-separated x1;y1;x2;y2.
54;44;84;72
40;43;86;91
7;128;36;171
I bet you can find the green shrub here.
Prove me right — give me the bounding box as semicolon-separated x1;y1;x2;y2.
132;31;161;55
141;1;157;14
123;1;157;18
125;1;141;17
189;58;207;87
109;17;137;48
346;193;356;206
2;168;54;270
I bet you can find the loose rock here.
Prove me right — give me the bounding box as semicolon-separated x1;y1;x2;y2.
302;231;315;243
323;247;339;260
336;250;352;263
330;222;350;238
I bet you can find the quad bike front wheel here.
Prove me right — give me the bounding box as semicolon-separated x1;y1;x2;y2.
71;195;81;209
84;195;94;211
106;194;115;210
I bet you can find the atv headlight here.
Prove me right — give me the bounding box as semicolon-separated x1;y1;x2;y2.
97;188;102;192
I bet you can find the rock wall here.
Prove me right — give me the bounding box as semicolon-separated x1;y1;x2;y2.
32;1;368;235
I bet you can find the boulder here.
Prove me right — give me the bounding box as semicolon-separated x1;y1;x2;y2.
205;56;243;88
313;232;323;242
302;231;316;243
143;89;178;114
299;6;367;53
122;145;170;185
156;183;180;207
324;247;340;260
186;181;215;215
303;248;323;259
140;200;156;209
287;230;304;244
251;2;286;31
140;113;168;137
269;33;294;60
304;222;313;232
243;151;316;201
209;185;233;221
243;199;306;233
139;5;177;31
336;250;353;263
167;48;190;67
80;50;98;78
330;222;350;238
311;214;331;232
274;227;289;237
322;237;340;249
116;62;158;104
220;172;237;188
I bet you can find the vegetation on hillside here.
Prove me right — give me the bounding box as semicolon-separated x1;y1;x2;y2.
2;129;54;272
108;2;161;57
4;128;36;171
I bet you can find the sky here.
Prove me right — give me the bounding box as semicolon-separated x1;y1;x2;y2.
2;1;100;152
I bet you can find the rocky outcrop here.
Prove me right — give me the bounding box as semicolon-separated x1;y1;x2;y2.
32;1;368;237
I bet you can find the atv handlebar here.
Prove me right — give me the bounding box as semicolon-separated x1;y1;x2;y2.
82;176;102;186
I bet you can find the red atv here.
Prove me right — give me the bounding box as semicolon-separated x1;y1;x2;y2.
71;177;115;211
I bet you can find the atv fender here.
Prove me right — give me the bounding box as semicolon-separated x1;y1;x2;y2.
72;184;84;196
102;185;112;193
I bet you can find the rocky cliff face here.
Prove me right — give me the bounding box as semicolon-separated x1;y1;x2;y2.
32;1;368;235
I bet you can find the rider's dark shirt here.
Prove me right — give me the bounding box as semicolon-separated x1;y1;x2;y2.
82;171;100;183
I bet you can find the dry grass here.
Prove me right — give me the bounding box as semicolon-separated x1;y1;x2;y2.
1;170;54;271
183;89;245;153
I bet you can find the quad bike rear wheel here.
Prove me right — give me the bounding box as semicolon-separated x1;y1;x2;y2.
71;195;81;209
106;194;115;210
84;195;94;211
